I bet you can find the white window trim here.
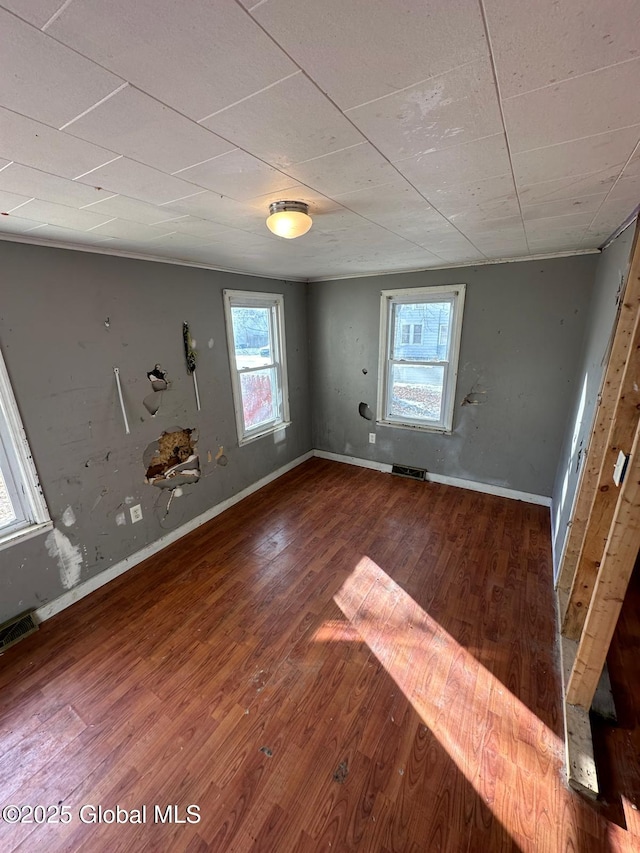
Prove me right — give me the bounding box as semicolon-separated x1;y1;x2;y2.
376;283;466;434
0;346;51;551
223;290;291;446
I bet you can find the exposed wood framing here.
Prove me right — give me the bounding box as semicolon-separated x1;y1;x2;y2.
557;221;640;601
562;278;640;639
566;416;640;709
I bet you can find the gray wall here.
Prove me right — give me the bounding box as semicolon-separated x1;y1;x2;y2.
0;241;311;623
551;225;636;576
309;256;597;497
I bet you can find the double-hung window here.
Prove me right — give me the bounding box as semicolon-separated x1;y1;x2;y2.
377;284;466;433
0;346;51;549
223;290;290;445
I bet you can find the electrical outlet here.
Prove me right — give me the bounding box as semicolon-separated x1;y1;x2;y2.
130;504;143;524
369;433;376;444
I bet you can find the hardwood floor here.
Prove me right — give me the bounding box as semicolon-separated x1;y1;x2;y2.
0;458;637;851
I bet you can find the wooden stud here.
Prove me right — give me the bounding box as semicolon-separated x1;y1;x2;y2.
562;298;640;639
557;220;640;602
566;416;640;709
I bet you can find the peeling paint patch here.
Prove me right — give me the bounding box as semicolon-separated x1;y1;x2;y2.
115;511;126;526
61;506;76;527
208;338;214;349
45;529;82;590
215;445;228;467
144;428;201;489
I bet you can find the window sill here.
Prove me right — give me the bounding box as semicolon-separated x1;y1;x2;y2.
0;519;53;553
238;420;291;447
377;419;452;436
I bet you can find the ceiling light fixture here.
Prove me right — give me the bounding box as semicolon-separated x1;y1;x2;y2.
266;200;312;239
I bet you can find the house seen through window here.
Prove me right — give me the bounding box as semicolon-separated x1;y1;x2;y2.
377;284;466;432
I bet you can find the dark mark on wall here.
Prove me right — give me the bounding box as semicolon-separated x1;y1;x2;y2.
362;368;368;375
358;402;373;420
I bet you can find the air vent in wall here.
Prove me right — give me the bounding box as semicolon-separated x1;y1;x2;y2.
0;611;38;653
391;464;427;481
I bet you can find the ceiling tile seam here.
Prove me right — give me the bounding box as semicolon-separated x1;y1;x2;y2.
85;218;117;231
170;149;241;176
522;190;615;211
73;155;123;181
5;197;36;214
283;142;367;168
41;0;76;31
80;194;120;209
148;215;191;226
585;136;640;234
196;70;302;123
517;165;628;191
513;122;640;157
341;59;484;114
231;0;489;254
478;0;530;255
501;54;640;102
390;132;504;165
58;82;130;131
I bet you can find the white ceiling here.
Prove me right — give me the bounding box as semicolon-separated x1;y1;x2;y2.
0;0;639;281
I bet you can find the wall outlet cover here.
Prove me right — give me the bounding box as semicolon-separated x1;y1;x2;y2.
130;504;143;523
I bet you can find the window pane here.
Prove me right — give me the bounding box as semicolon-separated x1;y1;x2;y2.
231;306;272;368
389;364;445;422
0;466;16;528
240;368;277;430
392;301;451;361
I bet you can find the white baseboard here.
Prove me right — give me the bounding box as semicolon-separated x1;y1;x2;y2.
313;448;552;507
35;450;313;623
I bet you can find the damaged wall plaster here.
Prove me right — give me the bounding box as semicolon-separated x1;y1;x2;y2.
61;506;76;527
144;428;201;490
45;529;82;590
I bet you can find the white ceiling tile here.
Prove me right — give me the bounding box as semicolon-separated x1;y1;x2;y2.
0;190;33;212
587;197;639;236
48;0;297;121
517;169;620;206
251;0;487;110
74;158;202;205
522;193;607;221
0;163;112;208
347;61;503;161
21;224;117;245
160;216;242;241
484;0;640;98
395;134;511;193
512;126;640;185
201;73;364;169
334;181;449;245
0;8;124;128
525;213;592;243
609;172;640;200
504;60;640;153
176;149;296;201
428;174;519;219
87;219;174;241
0;0;65;28
65;86;234;173
0;214;50;234
81;195;179;226
0;107;118;178
285;144;398;197
163;191;264;232
9;198;115;230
